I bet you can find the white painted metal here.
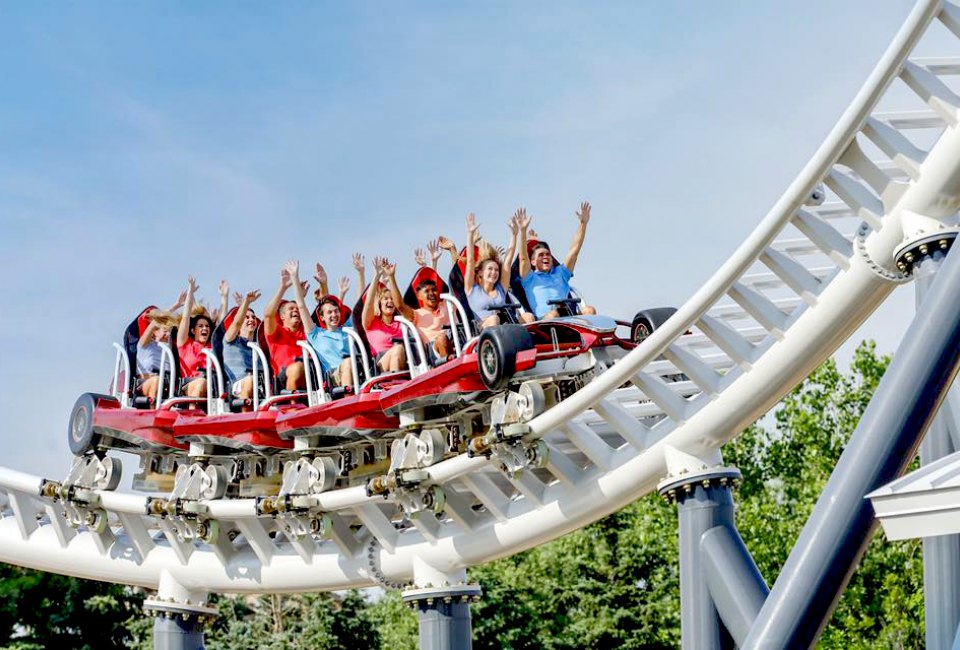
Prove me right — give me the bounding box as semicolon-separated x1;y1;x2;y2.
0;0;959;595
869;450;960;540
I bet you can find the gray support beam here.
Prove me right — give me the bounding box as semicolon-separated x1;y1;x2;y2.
742;244;960;649
402;584;481;650
660;468;744;650
144;572;217;650
915;251;960;650
701;525;770;647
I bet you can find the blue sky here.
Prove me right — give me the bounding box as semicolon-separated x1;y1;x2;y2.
0;2;921;477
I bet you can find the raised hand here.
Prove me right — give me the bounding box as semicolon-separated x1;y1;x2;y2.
514;208;531;232
187;276;199;295
338;276;350;297
371;256;386;273
233;291;243;306
528;228;538;239
577;201;591;224
280;267;293;289
437;235;456;252
314;263;328;286
219;279;229;297
173;290;188;309
508;214;519;237
414;248;426;267
352;253;365;272
283;260;301;281
245;289;262;303
466;213;480;237
380;258;397;277
427;239;441;265
496;245;507;261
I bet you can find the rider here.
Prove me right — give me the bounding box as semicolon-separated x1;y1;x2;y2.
518;202;597;320
361;258;407;373
391;261;451;364
285;260;355;390
464;211;533;328
222;289;261;402
176;277;213;398
264;267;307;391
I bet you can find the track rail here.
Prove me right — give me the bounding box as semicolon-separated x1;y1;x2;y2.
2;0;960;594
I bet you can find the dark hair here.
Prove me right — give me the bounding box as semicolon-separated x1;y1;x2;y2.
318;296;340;310
189;314;212;332
416;279;437;291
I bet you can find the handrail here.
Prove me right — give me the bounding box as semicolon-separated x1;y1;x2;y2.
440;292;472;357
395;316;429;377
297;340;328;407
343;327;371;389
156;342;177;403
201;349;227;415
111;342;131;407
247;342;272;410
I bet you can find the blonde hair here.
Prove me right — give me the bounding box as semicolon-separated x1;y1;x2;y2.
147;310;179;330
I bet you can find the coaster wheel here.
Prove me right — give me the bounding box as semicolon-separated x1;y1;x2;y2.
477;325;535;391
630;308;677;344
68;393;116;456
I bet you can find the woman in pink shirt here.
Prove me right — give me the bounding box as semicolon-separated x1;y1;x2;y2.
176;276;213;398
361;258;407;373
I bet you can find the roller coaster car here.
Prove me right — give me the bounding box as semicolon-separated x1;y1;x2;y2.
68;306;200;459
170;308;297;454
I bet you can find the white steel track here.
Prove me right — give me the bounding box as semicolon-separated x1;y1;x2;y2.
2;0;960;594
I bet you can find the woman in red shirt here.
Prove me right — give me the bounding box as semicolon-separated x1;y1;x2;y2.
176;276;213;398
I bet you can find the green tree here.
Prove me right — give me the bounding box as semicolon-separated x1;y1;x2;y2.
0;566;142;650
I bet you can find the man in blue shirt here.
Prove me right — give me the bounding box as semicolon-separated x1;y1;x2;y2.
285;261;355;390
518;202;598;319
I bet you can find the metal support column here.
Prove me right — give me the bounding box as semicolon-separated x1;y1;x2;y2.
660;466;768;650
402;560;481;650
742;240;960;649
914;248;960;650
145;571;217;650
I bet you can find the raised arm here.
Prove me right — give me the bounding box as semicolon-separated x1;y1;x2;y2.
463;213;480;294
427;239;441;271
286;260;315;336
214;280;229;325
139;310;161;348
176;277;199;347
501;214;519;290
414;247;427;269
167;290;187;314
352;253;366;301
313;263;329;299
264;269;292;336
437;235;460;268
338;276;350;303
564;201;591;272
361;262;383;330
225;289;260;343
516;208;532;278
382;259;413;320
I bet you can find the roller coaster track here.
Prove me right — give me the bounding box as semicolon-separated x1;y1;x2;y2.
2;0;960;596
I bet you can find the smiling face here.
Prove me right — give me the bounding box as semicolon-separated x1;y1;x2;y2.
416;281;439;309
377;291;395;317
279;302;302;330
320;301;341;329
191;317;212;344
153;327;170;344
241;309;258;337
532;246;553;272
477;259;500;286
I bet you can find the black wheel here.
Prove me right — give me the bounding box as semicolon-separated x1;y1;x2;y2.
477;325;535;391
630;308;677;344
68;393;114;456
